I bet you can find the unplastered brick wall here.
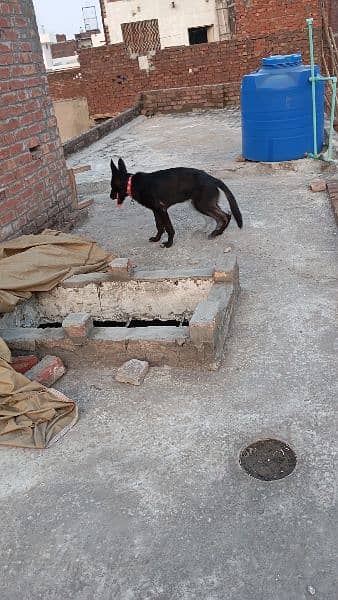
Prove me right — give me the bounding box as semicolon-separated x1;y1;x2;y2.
234;0;320;37
328;0;338;36
47;68;85;101
0;0;74;241
51;39;77;60
141;83;240;115
80;28;321;117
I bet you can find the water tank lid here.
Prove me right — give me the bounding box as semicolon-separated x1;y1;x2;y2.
262;54;302;68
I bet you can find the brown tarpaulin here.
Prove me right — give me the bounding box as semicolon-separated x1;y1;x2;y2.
0;339;78;449
0;230;114;313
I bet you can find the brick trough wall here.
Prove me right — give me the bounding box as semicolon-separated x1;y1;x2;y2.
79;28;321;118
0;0;74;241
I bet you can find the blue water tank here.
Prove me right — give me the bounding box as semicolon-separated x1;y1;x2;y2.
241;54;325;162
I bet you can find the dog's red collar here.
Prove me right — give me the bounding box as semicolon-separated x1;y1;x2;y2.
127;176;133;198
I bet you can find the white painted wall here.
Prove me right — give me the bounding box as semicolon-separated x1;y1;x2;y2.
104;0;221;48
91;31;106;47
52;55;80;70
40;32;57;70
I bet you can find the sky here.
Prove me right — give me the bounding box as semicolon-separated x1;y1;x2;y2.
32;0;103;38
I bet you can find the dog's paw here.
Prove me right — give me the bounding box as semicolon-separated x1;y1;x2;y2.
160;241;173;248
149;236;160;242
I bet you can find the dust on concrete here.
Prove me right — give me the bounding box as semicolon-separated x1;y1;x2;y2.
0;109;337;600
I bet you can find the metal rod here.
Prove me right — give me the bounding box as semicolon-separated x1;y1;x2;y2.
310;76;336;82
306;18;318;156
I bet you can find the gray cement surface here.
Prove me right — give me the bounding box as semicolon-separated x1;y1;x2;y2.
1;110;337;599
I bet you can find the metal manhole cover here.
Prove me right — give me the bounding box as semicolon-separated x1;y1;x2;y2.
239;439;297;481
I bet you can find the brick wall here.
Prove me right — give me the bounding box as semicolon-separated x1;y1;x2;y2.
141;83;240;115
328;0;338;35
234;0;320;37
80;28;321;117
48;68;85;101
51;40;77;59
0;0;74;241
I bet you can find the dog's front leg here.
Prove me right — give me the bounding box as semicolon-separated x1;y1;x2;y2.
160;210;175;248
149;210;164;242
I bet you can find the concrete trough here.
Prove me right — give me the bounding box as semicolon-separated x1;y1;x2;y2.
0;256;239;370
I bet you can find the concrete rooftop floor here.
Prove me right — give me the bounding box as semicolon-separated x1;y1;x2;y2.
1;110;337;599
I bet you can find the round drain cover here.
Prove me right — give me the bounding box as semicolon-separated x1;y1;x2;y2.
240;439;297;481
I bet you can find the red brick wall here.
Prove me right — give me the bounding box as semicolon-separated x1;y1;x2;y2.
48;68;85;101
51;40;77;59
328;0;338;35
0;0;74;241
80;28;321;117
234;0;320;37
141;83;240;115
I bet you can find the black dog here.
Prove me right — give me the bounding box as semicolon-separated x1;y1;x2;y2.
110;158;242;248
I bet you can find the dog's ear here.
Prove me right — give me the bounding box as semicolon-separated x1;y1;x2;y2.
118;158;127;176
110;159;118;172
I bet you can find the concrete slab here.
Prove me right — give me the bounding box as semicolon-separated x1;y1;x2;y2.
0;110;337;600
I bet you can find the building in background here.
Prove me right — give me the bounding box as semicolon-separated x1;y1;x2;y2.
39;28;105;72
98;0;234;51
75;29;106;49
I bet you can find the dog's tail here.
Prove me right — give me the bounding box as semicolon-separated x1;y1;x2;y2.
211;176;243;228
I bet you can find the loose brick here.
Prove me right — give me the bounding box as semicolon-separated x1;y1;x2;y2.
25;355;66;387
11;355;39;374
107;258;133;280
62;312;93;345
310;180;327;192
115;359;149;386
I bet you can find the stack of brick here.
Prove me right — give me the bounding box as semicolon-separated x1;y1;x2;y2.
0;0;74;241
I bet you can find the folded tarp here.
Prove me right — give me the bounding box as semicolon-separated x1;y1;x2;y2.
0;230;113;313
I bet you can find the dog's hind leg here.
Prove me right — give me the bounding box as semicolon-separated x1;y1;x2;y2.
208;205;231;239
149;210;165;242
192;188;231;239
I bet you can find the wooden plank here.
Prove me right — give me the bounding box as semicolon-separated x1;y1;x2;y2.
321;42;338;120
92;113;116;120
329;26;338;68
72;164;92;174
68;168;79;209
77;199;94;210
322;7;338;75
